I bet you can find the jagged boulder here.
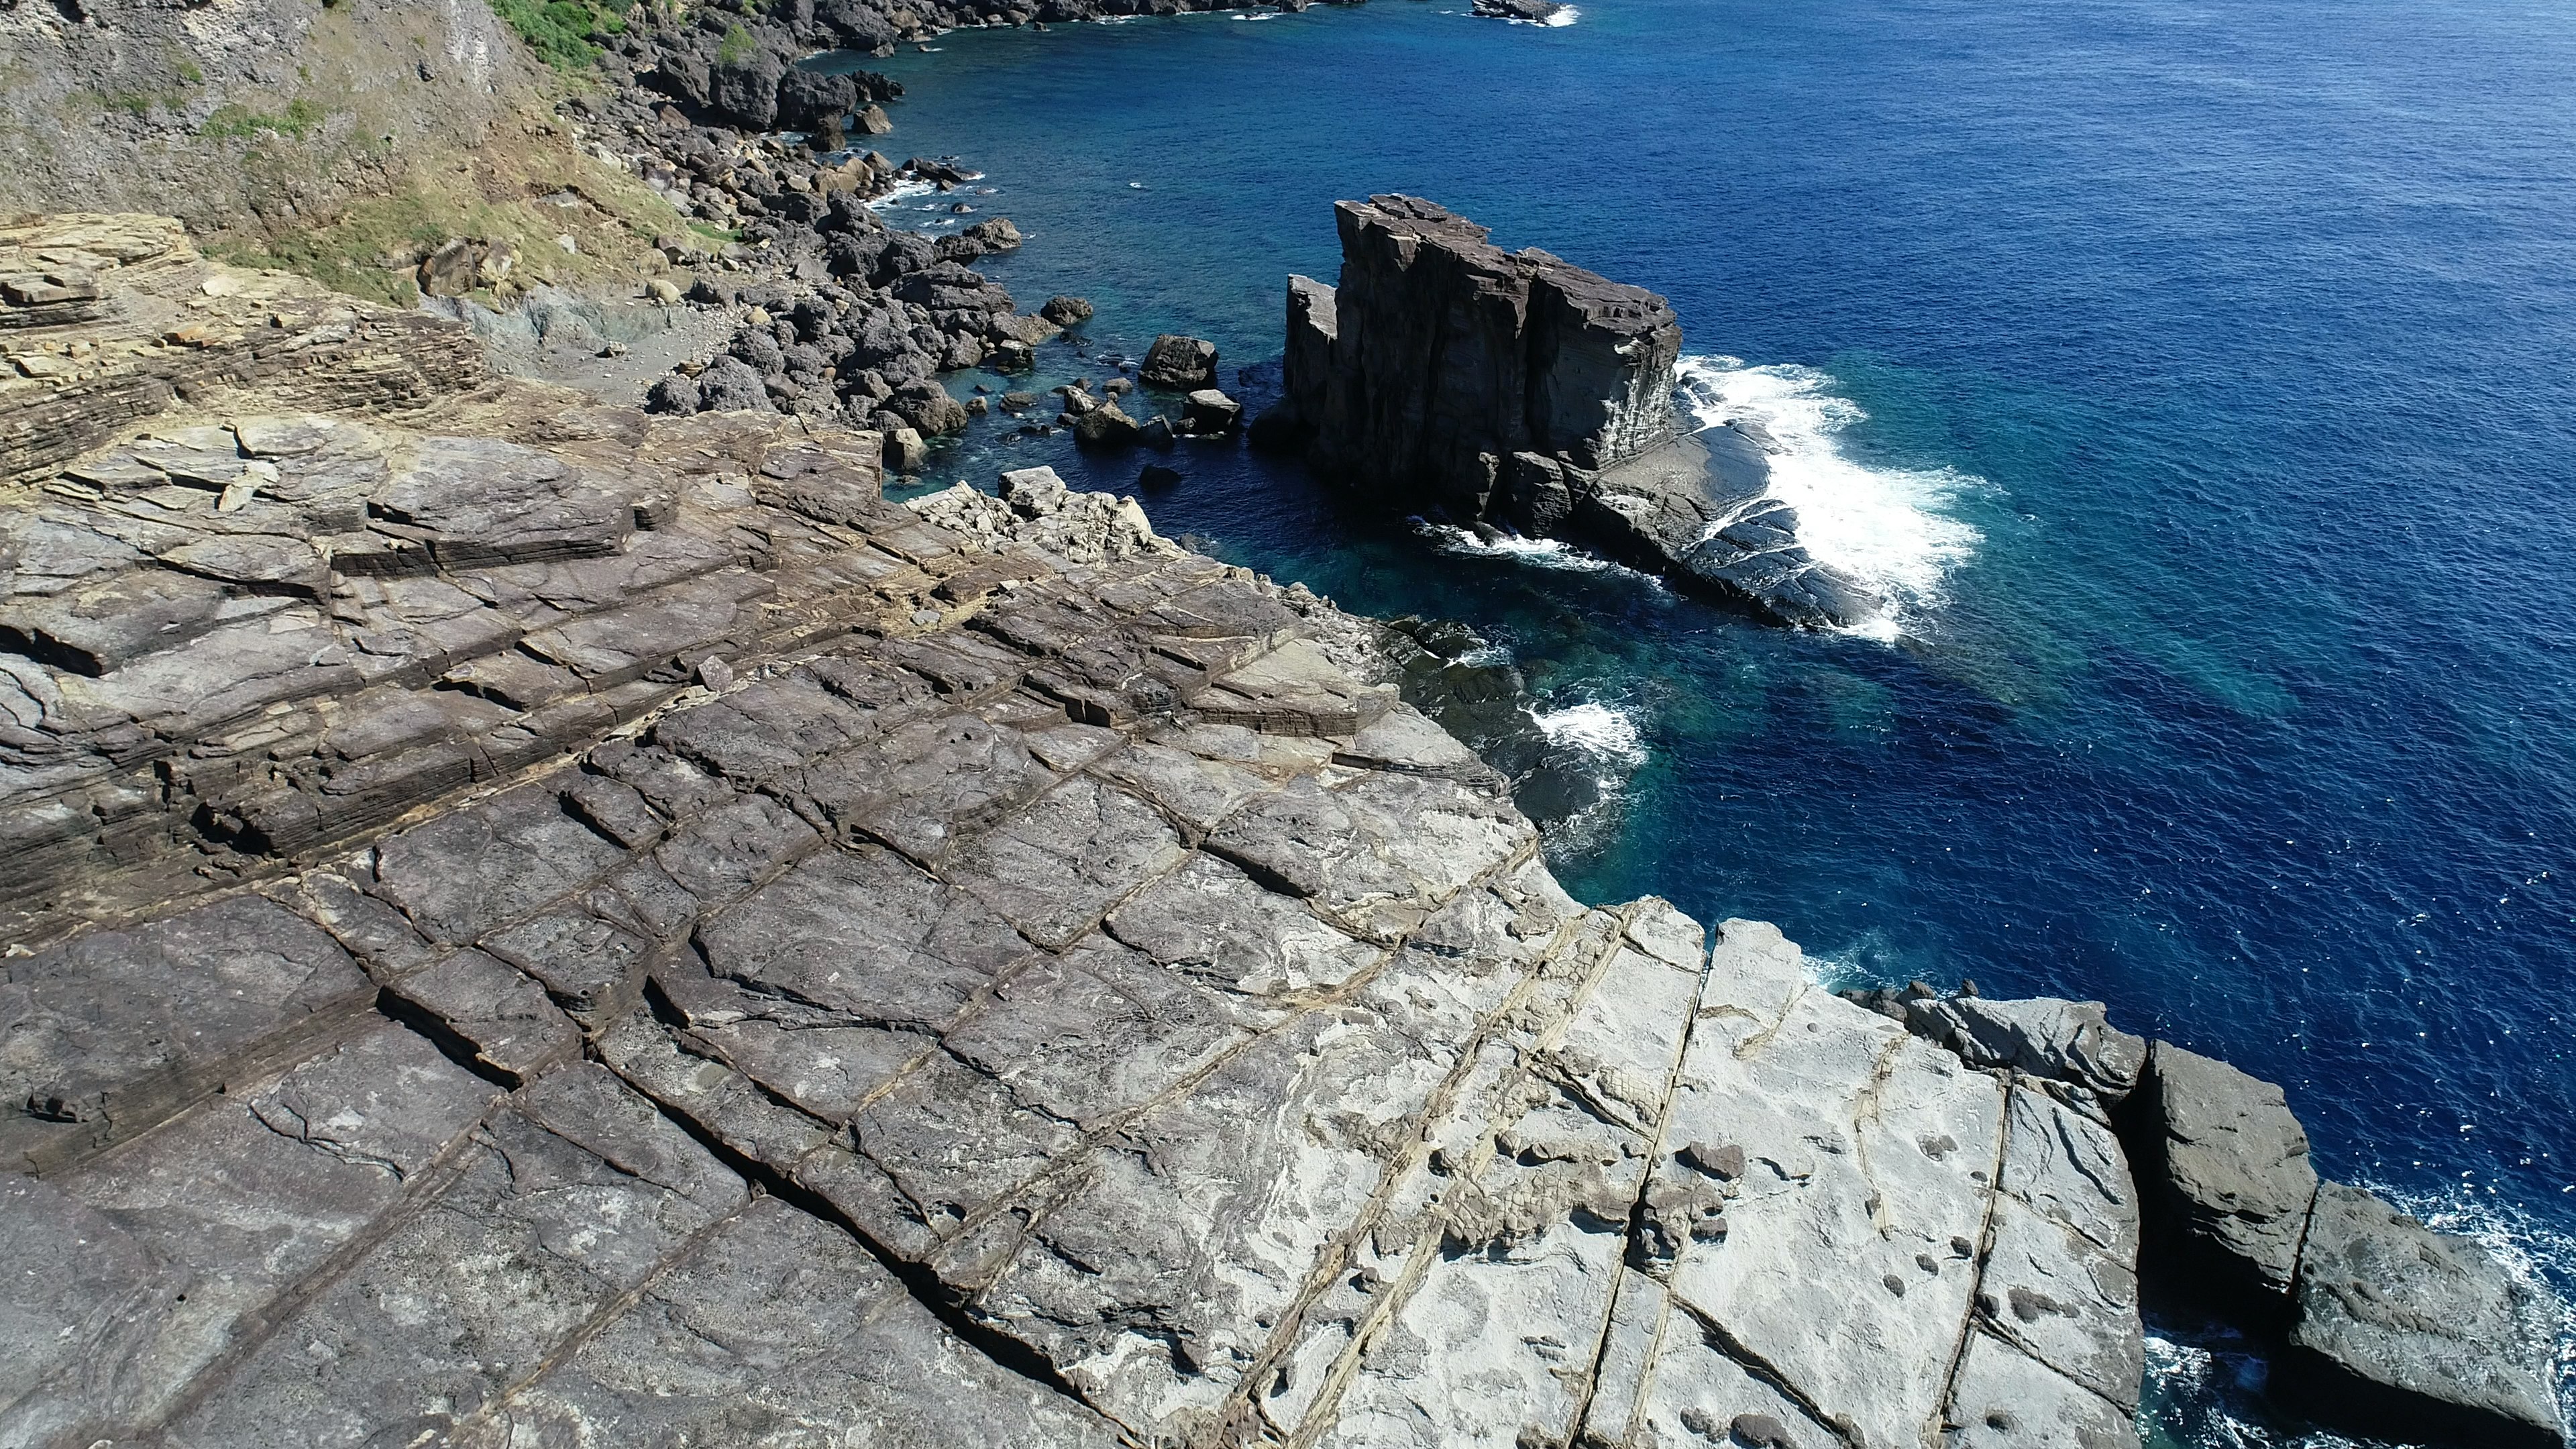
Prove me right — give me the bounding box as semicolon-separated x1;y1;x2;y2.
1138;333;1218;390
2119;1040;2318;1327
2281;1183;2569;1449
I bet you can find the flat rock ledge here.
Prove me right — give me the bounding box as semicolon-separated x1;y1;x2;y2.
0;216;2563;1449
1269;196;1881;631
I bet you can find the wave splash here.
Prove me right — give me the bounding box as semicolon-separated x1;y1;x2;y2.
1674;355;1984;625
1532;699;1647;766
1411;517;1646;578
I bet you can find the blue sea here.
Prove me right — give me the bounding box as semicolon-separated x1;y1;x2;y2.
829;0;2576;1437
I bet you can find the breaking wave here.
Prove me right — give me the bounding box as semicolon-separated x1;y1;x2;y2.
1410;518;1666;588
1674;355;1984;623
1531;699;1646;765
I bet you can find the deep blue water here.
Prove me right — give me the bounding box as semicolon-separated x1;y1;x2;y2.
830;1;2576;1436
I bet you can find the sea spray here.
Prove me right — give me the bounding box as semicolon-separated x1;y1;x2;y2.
1674;356;1984;623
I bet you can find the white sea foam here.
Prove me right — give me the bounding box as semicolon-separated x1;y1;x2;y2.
1532;700;1646;765
1674;354;1982;635
1411;518;1666;587
867;178;938;209
1232;10;1283;18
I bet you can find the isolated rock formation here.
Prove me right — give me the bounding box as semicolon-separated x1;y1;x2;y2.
1278;197;1884;629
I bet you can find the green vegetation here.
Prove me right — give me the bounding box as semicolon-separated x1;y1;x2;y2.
492;0;635;70
716;23;759;66
200;98;326;141
175;60;204;84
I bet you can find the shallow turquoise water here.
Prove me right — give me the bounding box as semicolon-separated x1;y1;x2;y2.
829;1;2576;1434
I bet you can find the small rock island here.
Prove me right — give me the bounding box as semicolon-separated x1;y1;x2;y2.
1269;195;1884;629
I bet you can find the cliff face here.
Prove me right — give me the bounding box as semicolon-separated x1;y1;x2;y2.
1281;197;1886;631
1286;195;1682;511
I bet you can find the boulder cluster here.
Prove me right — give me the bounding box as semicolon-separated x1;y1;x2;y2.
455;0;1287;467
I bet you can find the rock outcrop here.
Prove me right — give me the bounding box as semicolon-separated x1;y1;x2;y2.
1277;197;1885;629
2282;1183;2570;1449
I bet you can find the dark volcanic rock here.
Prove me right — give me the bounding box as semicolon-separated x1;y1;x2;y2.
2120;1040;2318;1328
1280;197;1883;629
1139;333;1218;390
2279;1183;2569;1449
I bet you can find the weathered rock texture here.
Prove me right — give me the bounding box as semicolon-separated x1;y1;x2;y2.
1;209;2564;1449
1279;197;1883;629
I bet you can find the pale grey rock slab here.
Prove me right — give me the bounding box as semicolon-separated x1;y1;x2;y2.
2281;1181;2569;1449
1999;1076;2139;1260
941;934;1251;1126
649;666;907;788
694;843;1032;1032
843;1045;1085;1251
1550;927;1705;1134
371;436;639;568
383;948;580;1086
1981;1081;2144;1408
1;893;371;1170
1106;851;1385;1008
1978;1191;2143;1408
24;1023;502;1434
477;906;653;1022
168;1068;748;1448
1943;1327;2141;1449
955;1008;1452;1436
456;1197;1126;1449
1197;636;1393;735
1318;1217;1628;1449
1207;773;1522;943
938;774;1190;951
1613;1289;1847;1449
593;1010;837;1179
1656;985;2004;1448
647;789;820;908
57;606;361;733
515;570;774;686
0;1171;174;1449
1332;705;1491;780
1091;738;1275;835
789;709;1057;865
370;780;629;945
650;971;928;1126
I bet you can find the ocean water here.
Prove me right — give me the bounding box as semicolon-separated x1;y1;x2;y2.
828;0;2576;1436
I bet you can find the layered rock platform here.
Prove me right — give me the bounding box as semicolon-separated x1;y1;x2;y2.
1274;197;1882;630
1;210;2566;1449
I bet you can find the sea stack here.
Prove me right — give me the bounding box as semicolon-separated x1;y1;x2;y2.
1277;195;1884;629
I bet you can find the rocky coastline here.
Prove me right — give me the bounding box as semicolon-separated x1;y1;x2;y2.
0;5;2568;1448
